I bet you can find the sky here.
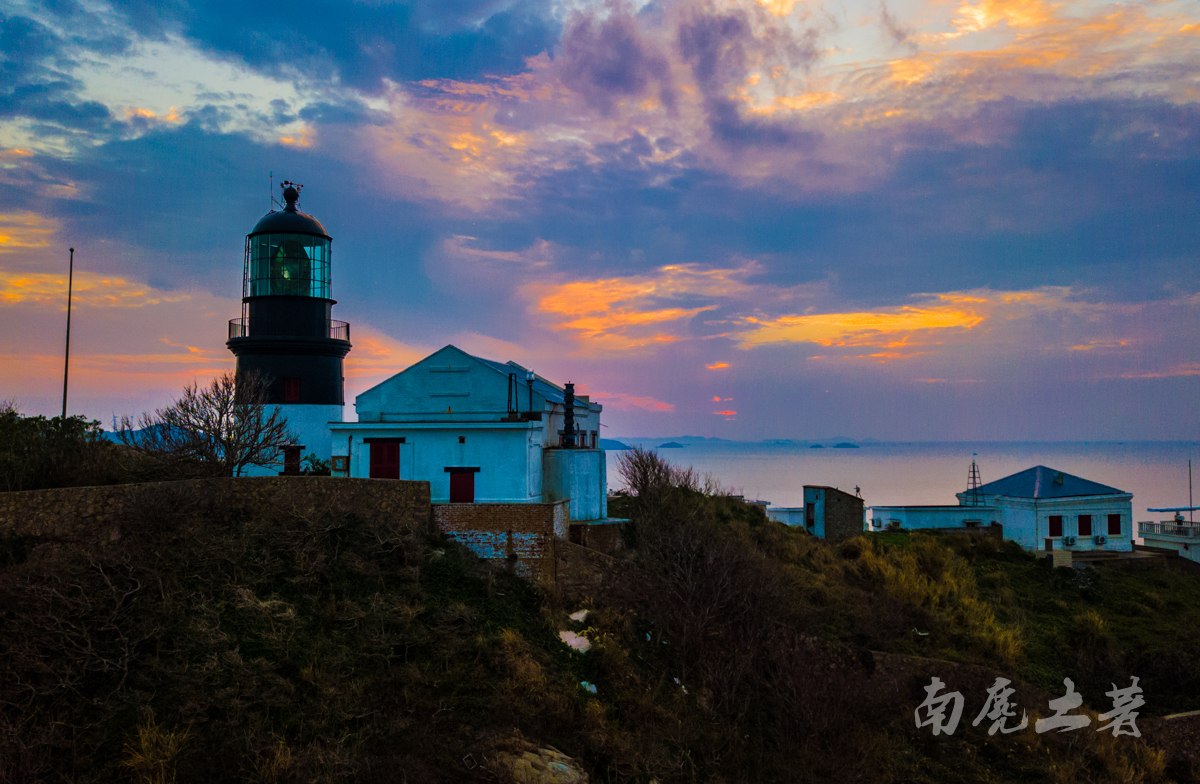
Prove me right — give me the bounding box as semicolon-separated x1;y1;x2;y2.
1;0;1198;441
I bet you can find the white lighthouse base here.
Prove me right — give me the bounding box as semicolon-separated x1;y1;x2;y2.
240;403;344;476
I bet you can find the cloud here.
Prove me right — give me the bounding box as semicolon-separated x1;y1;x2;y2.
582;390;675;412
4;0;1200;443
557;1;675;116
676;5;822;147
879;1;917;52
736;296;987;348
0;212;56;252
105;0;559;92
0;267;197;308
528;262;769;353
0;14;116;136
952;0;1056;34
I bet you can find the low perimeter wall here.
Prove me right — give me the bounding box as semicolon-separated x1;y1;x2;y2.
432;501;569;585
0;477;431;544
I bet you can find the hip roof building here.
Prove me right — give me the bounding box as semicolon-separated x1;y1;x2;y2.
870;465;1133;553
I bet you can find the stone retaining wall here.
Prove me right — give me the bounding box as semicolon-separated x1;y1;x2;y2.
568;522;625;554
0;477;431;545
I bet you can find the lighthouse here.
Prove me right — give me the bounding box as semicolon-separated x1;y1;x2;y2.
227;182;350;474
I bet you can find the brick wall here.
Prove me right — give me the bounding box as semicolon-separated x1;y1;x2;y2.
823;488;865;543
0;477;431;545
432;501;569;585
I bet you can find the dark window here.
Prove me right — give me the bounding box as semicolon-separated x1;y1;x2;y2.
1078;515;1092;537
1048;515;1063;537
805;502;815;528
283;445;302;475
458;436;466;444
591;431;597;448
369;441;401;479
284;378;301;402
1108;514;1121;535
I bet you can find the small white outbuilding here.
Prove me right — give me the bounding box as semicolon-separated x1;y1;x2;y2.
869;465;1133;553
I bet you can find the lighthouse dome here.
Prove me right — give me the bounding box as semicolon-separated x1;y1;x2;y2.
250;184;329;238
244;183;332;298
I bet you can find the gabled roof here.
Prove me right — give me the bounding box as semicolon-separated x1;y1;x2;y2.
471;355;565;404
973;465;1126;499
356;344;601;412
466;350;601;412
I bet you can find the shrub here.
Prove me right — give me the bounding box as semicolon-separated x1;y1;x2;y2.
854;535;1025;666
0;402;125;491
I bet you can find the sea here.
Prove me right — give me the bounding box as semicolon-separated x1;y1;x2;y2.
605;440;1200;520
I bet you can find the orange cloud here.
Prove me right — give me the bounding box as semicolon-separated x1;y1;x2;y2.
0;270;189;308
733;286;1119;365
737;300;986;348
953;0;1057;33
528;263;760;354
714;410;738;416
1119;364;1200;380
586;391;675;412
706;362;730;369
0;213;56;252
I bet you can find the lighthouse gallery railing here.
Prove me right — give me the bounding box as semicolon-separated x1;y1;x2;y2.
229;318;349;342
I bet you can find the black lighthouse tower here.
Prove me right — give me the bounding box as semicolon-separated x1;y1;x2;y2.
227;183;351;464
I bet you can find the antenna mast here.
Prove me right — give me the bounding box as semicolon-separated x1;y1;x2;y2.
966;458;983;507
62;247;74;419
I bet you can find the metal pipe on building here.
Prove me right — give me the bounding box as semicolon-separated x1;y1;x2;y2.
563;381;576;448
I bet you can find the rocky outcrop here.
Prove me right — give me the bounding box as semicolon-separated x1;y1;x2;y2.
492;739;588;784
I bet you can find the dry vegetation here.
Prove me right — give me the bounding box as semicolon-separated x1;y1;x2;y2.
0;448;1195;782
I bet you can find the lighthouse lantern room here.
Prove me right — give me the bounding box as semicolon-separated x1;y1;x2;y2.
227;182;350;474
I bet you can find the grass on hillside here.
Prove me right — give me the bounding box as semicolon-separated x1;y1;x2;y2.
861;529;1200;717
2;470;1195;783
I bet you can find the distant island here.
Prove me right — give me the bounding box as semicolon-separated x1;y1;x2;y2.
658;442;685;448
599;439;631;450
833;443;859;448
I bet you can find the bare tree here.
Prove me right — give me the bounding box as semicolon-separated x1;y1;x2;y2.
116;371;295;477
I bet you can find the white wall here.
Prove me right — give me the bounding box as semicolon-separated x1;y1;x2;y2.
546;405;601;448
240;402;342;477
867;506;997;532
767;508;805;527
543;449;608;521
989;495;1133;552
331;422;543;502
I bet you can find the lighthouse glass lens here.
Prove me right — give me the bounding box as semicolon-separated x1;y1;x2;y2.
248;234;331;297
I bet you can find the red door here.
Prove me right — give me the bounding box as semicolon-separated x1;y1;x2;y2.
369;441;400;479
449;471;475;503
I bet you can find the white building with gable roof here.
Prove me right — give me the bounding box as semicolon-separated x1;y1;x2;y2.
328;345;608;522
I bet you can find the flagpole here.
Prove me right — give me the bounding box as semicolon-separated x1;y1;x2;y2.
62;247;74;419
